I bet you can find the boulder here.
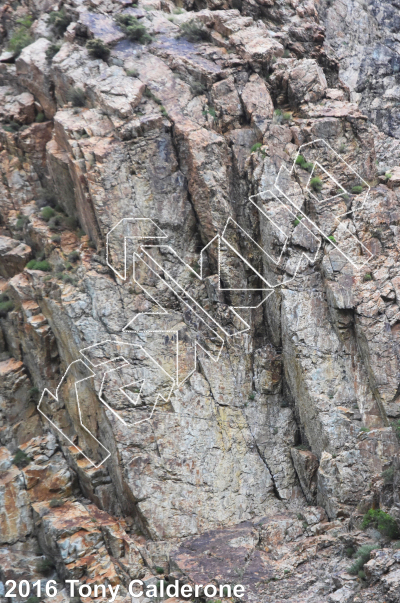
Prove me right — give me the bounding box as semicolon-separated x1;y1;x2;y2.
241;74;274;136
16;38;56;119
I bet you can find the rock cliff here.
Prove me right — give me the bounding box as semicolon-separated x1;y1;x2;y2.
1;0;400;601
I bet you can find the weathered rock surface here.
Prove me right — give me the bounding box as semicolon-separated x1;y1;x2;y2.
0;0;400;601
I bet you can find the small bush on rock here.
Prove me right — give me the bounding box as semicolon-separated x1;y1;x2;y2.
362;509;400;539
382;467;394;484
68;251;80;263
178;20;210;42
26;260;52;272
41;206;55;221
352;185;363;194
0;293;14;317
67;87;85;107
116;14;152;44
310;177;323;192
49;498;65;507
13;448;31;468
348;544;378;575
48;9;72;35
86;39;110;60
8;15;33;57
36;558;54;575
46;43;61;60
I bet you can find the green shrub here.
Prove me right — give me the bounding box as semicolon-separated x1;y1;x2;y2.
303;162;314;172
86;39;110;60
8;15;33;57
46;43;61;60
190;80;207;96
35;112;45;123
293;215;303;227
295;154;305;166
48;9;72;35
67;87;85;107
36;557;54;575
283;112;292;121
51;234;61;244
13;448;31;468
0;294;14;317
15;216;29;230
283;48;290;58
68;251;80;263
251;142;262;153
392;419;400;442
49;498;65;508
26;260;52;272
339;143;346;154
48;215;63;230
144;87;162;104
344;546;355;558
382;467;394;484
41;206;55;221
358;570;366;580
274;109;282;116
126;68;139;77
27;597;42;603
64;216;79;230
310;177;323;192
62;274;76;285
363;273;372;282
115;14;152;44
385;172;393;179
348;544;378;575
160;105;168;117
248;392;256;400
352;185;363;194
3;121;21;133
359;426;370;432
155;566;164;574
29;386;39;400
362;509;399;539
178;19;210;42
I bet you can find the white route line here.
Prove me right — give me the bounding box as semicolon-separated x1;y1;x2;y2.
38;139;373;468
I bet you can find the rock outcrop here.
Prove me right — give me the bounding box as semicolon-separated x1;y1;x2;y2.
1;0;400;601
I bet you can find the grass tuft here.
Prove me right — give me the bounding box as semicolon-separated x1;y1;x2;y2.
310;177;323;192
178;20;210;42
67;87;85;107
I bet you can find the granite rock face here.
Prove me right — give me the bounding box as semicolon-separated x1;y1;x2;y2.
0;0;400;601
